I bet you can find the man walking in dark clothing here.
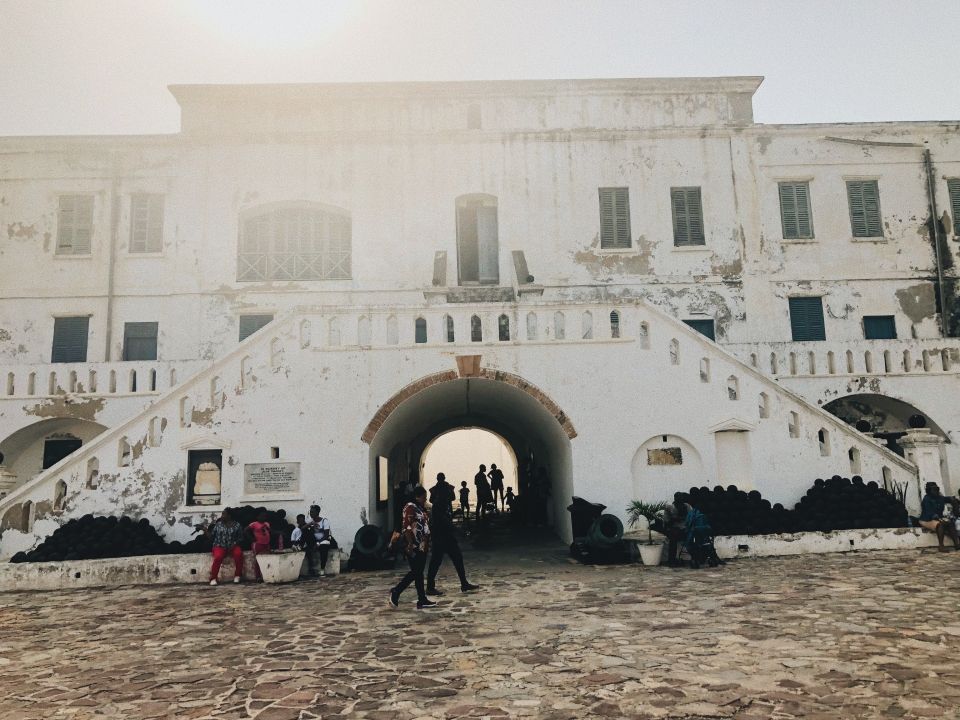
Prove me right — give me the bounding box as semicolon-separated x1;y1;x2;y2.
389;486;437;610
427;473;479;596
474;464;493;520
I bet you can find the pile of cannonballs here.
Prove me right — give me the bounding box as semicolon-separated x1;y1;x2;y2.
686;475;908;536
8;505;296;563
793;475;908;532
8;514;207;563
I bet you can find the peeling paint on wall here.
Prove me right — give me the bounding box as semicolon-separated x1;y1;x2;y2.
895;283;937;324
24;396;106;421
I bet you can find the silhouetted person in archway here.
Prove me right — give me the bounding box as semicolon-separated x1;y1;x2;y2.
426;473;479;596
474;464;493;521
459;481;470;524
535;466;552;526
488;463;505;511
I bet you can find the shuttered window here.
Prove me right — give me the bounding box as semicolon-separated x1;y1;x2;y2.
671;187;705;246
56;195;94;255
51;316;90;363
239;206;351;281
778;182;814;239
130;194;164;253
846;180;883;238
239;314;273;342
788;297;826;341
948;179;960;236
863;315;897;340
598;188;631;249
123;322;159;360
683;319;715;341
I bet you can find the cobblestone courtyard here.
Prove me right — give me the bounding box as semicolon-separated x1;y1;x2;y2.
1;547;959;720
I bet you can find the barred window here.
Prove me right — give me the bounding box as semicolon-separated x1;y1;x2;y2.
238;205;351;281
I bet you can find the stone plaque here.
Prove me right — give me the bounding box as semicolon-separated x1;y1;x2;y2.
647;448;683;466
244;462;300;495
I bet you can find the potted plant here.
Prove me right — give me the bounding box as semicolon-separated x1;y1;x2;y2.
626;500;668;566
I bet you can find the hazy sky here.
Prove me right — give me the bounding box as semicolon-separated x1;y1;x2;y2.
1;0;959;136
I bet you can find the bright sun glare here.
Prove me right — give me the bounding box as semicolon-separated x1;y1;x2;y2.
185;0;362;49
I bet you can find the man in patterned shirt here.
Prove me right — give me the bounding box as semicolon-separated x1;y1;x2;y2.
389;486;437;610
206;508;245;585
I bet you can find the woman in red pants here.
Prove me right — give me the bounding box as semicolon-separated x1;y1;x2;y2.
206;509;245;585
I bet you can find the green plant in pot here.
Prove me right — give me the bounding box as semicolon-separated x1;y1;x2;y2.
626;500;668;566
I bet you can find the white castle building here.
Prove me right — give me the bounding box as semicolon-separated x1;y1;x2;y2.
0;77;958;557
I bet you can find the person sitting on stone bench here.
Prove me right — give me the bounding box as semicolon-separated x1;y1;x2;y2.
652;493;690;567
919;482;960;553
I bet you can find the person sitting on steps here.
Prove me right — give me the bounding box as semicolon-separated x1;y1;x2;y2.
919;481;960;552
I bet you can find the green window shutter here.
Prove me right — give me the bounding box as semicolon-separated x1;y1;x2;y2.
239;314;274;342
599;188;631;249
863;315;897;340
52;317;90;362
847;181;882;237
779;182;813;239
788;297;826;341
948;179;960;236
671;187;705;246
123;322;159;360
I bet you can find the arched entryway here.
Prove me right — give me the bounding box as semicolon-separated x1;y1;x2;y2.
363;369;576;542
0;418;108;493
823;394;948;456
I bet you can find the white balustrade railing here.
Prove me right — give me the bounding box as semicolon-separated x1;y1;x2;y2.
725;339;960;379
0;360;207;400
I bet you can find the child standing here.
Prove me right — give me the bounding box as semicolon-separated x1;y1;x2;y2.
247;509;272;582
459;481;470;523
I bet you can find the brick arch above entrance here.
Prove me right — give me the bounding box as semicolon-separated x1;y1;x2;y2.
360;368;577;444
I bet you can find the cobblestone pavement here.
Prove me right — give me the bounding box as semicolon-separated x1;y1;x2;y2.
1;544;960;720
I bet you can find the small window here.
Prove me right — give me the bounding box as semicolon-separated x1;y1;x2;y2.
669;339;680;365
498;314;510;341
52;317;90;363
445;315;455;343
818;428;831;456
553;312;565;340
56;195;94;255
846;180;882;238
415;317;427;344
758;392;770;419
671;187;705;246
948;179;960;235
123;322;158;361
526;312;538;341
609;310;621;339
788;411;800;439
863;315;897;340
129;194;164;253
471;315;482;342
238;314;273;342
848;447;862;475
699;358;710;382
726;375;739;400
683;319;715;341
778;182;814;239
788;297;826;342
598;188;631;249
186;449;222;506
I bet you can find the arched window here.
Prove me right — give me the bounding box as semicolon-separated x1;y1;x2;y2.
54;480;67;512
498;314;510;341
358;316;372;345
86;457;100;489
526;312;538;341
669;339;680;365
581;311;593;340
238;204;351;281
638;321;649;349
727;375;739;400
554;312;566;340
848;447;862;475
415;317;427;344
445;315;455;343
471;315;483;342
758;392;770;419
609;310;621;339
700;358;710;382
818;428;831;456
